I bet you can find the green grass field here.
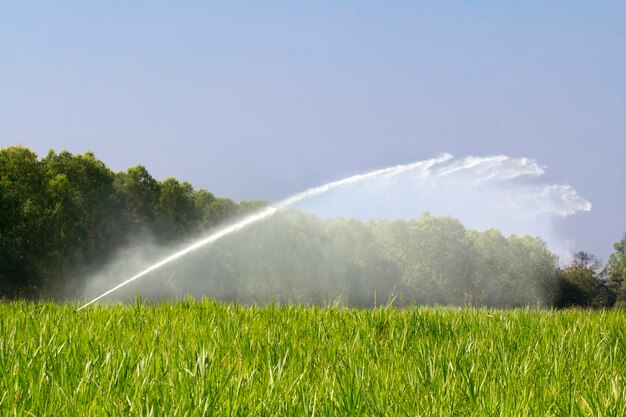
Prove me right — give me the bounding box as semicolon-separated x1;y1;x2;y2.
1;300;625;416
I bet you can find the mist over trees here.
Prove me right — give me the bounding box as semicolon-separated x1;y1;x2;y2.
0;146;256;298
1;145;623;308
154;211;558;307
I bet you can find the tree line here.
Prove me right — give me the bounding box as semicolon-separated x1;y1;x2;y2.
1;145;626;308
0;145;265;298
142;209;625;308
155;211;557;307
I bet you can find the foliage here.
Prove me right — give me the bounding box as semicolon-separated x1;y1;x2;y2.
555;252;614;309
608;233;626;304
0;146;48;297
42;150;123;295
133;211;559;308
114;165;160;231
371;214;473;305
1;301;625;416
1;145;619;309
0;146;260;299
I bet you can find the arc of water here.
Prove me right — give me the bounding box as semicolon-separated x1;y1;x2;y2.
76;155;451;311
76;206;278;311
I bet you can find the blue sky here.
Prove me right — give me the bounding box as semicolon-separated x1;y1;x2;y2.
1;2;625;259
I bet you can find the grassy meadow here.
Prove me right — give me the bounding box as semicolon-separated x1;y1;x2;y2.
1;300;625;416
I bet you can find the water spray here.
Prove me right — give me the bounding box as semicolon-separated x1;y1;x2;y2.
77;153;592;310
76;156;450;311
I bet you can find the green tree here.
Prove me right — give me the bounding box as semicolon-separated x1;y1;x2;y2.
114;165;160;231
371;213;473;305
198;196;239;227
42;150;121;295
238;199;269;214
467;229;516;306
506;235;559;307
607;233;626;304
193;189;218;229
556;252;613;308
0;146;48;297
156;178;197;242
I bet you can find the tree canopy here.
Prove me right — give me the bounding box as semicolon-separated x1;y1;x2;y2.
0;146;261;298
608;233;626;304
1;145;623;308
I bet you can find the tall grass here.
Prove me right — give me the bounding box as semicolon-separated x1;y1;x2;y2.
1;300;624;416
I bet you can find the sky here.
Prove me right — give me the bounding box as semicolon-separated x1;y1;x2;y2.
1;2;625;260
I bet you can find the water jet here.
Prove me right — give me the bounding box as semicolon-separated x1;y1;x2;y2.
77;153;590;310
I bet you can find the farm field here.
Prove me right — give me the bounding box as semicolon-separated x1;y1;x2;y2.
1;300;625;416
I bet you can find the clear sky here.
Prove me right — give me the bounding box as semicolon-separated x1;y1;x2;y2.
1;2;625;260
